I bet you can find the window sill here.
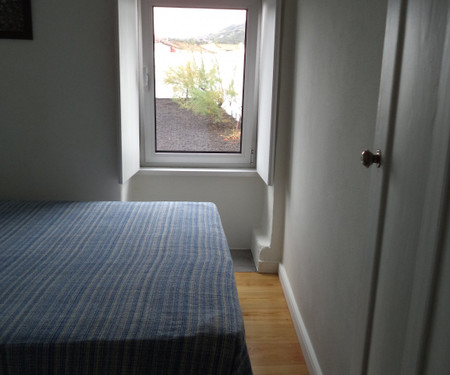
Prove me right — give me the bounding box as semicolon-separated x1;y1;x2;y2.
138;167;258;178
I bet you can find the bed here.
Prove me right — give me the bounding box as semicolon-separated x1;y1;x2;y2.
0;200;252;374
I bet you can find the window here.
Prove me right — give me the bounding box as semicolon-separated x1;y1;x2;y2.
140;0;260;168
117;0;280;183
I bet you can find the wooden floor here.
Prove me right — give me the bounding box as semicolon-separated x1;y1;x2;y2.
235;272;310;375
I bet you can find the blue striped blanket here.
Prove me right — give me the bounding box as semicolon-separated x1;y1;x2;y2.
0;201;252;374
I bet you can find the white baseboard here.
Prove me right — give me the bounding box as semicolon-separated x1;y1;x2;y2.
278;264;323;375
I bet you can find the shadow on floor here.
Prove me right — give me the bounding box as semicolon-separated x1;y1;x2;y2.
230;249;256;272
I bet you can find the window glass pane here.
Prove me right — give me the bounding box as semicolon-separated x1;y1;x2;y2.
153;7;247;153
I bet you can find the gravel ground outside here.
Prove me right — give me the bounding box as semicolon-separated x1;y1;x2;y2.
155;99;241;153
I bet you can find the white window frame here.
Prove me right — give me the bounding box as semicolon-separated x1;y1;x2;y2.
139;0;260;168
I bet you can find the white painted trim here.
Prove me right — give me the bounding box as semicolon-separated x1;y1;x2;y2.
256;0;281;185
117;0;141;184
137;167;259;178
278;264;323;375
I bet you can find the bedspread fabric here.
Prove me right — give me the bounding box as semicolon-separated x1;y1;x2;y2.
0;201;252;375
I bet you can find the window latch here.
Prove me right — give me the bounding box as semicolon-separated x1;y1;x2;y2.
143;67;150;90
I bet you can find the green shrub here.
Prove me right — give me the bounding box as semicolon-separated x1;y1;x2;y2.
164;58;236;123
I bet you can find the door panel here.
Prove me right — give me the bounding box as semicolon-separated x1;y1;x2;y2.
366;0;450;374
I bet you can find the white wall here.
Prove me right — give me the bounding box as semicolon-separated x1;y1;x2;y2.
0;1;121;201
279;0;387;374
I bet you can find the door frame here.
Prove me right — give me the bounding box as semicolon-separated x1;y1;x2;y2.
397;3;450;372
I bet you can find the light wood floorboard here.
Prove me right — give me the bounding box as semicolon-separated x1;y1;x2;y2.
235;272;310;375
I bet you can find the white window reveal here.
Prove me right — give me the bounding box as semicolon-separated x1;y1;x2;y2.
140;0;259;168
117;0;280;183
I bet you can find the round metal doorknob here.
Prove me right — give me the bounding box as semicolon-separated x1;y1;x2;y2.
361;149;382;168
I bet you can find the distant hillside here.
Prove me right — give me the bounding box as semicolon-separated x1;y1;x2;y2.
203;24;245;44
170;23;245;45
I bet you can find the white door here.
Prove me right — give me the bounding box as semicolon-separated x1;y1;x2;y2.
362;0;450;373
